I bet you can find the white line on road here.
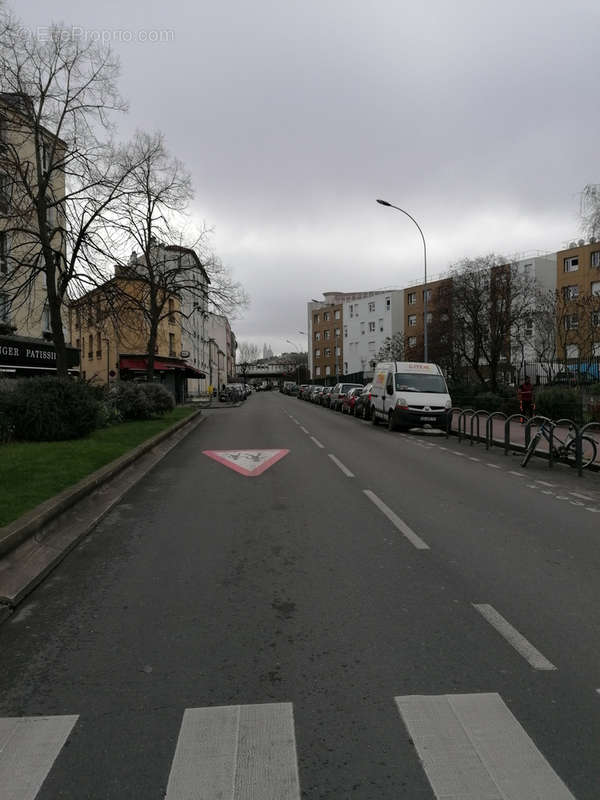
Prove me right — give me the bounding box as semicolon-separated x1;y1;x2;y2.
310;436;324;449
571;491;593;501
486;463;501;469
509;470;525;477
472;603;557;670
468;456;480;461
0;715;79;800
328;454;354;477
585;507;600;513
395;693;576;799
536;480;556;487
439;446;448;451
451;450;464;457
363;490;430;550
165;704;301;800
299;426;309;434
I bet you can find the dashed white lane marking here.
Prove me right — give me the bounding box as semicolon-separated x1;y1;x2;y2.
396;693;576;800
472;603;557;670
439;446;448;451
486;463;501;469
536;480;556;487
363;490;430;550
328;454;354;477
0;715;79;800
555;495;570;501
585;507;600;513
571;501;585;506
310;436;325;449
468;456;480;462
165;703;301;800
509;470;525;477
299;426;309;434
571;491;594;501
541;490;553;495
451;451;464;457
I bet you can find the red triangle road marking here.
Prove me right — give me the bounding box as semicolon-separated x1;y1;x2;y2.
202;449;290;477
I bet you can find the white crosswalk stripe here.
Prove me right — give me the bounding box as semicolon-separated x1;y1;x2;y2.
0;714;78;800
395;693;576;799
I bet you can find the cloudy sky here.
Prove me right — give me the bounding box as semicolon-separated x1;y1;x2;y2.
17;0;600;353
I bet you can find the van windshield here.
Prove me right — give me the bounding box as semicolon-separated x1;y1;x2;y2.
394;373;447;393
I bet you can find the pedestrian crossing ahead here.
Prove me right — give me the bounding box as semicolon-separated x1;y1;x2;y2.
0;695;578;799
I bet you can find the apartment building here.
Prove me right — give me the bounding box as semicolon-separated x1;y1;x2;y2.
403;277;452;363
555;239;600;360
308;295;343;380
204;313;237;390
343;289;404;374
0;93;79;376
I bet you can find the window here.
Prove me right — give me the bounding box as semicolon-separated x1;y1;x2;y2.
524;316;533;337
564;256;579;272
378;318;384;332
315;331;321;341
343;325;348;338
354;304;359;317
594;342;600;356
563;285;579;300
324;329;330;339
592;281;600;295
88;334;94;359
42;304;51;332
325;365;331;376
368;340;376;351
96;332;102;358
360;321;365;335
334;309;340;320
169;298;175;323
40;139;51;173
566;344;579;359
0;292;10;322
368;301;375;312
565;313;579;330
592;251;600;268
76;338;80;350
408;314;417;327
169;332;176;356
324;347;331;357
315;366;321;377
426;312;432;324
423;289;432;302
408;292;416;305
368;321;375;332
335;346;341;357
0;232;8;274
385;297;391;310
408;336;417;348
324;311;330;321
314;313;319;324
334;328;340;337
315;348;320;358
344;362;348;372
593;312;600;328
349;304;354;318
441;312;449;322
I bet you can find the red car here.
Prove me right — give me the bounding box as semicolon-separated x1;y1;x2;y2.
340;386;363;415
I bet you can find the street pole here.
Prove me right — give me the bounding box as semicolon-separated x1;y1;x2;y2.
376;199;428;362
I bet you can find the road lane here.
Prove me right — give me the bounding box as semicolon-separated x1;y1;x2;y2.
0;393;597;798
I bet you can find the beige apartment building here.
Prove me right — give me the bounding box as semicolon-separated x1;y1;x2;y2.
555;239;600;360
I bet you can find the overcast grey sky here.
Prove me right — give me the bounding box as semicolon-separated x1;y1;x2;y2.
18;0;600;353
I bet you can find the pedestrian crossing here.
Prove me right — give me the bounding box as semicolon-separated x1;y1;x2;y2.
0;695;578;799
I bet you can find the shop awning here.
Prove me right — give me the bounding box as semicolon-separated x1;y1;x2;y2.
119;356;205;378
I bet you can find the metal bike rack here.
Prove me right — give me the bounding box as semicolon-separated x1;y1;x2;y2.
446;407;463;439
457;409;475;443
551;418;579;471
504;413;527;455
577;421;600;477
469;410;489;446
485;411;507;451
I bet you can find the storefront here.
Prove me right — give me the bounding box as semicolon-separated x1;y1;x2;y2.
118;354;205;404
0;335;80;377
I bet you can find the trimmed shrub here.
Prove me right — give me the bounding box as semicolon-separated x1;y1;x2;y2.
109;381;153;421
3;377;100;441
139;382;175;415
534;386;582;422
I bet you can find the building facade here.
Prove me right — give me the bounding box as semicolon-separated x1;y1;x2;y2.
307;295;344;380
343;289;404;374
555;240;600;360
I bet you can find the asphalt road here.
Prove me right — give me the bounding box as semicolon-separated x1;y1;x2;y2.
1;391;600;799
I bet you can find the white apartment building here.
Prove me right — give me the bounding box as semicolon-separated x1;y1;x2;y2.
510;252;557;364
343;289;404;375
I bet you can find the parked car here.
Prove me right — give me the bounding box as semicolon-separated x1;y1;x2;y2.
340;386;363;414
298;384;310;399
330;382;364;411
370;361;451;431
310;385;326;402
354;383;374;420
320;386;336;407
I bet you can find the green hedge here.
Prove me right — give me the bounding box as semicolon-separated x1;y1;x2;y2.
532;386;582;422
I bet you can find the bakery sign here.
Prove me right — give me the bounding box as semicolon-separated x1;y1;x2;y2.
0;336;80;369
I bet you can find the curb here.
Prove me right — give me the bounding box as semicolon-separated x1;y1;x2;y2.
0;408;204;559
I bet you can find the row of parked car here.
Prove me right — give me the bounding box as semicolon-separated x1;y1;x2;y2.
293;381;375;419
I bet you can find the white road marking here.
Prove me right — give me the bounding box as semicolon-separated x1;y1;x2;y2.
555;495;570;501
509;470;525;477
165;703;300;800
526;484;538;489
541;489;553;495
468;456;480;462
486;463;501;469
451;450;464;457
439;446;448;451
570;491;593;501
395;693;576;799
299;426;309;434
328;454;354;477
536;480;556;487
585;507;600;513
363;490;429;550
310;436;324;449
0;715;79;800
472;603;557;670
571;501;585;506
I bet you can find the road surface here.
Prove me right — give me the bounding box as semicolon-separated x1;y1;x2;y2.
1;391;599;798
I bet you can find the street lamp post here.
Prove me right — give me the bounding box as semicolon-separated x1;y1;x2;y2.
376;199;428;362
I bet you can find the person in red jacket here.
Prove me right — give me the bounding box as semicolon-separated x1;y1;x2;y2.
518;376;534;420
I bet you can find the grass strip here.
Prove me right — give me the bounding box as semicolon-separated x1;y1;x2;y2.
0;407;195;527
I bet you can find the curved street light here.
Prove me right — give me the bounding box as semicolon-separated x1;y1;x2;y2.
376;199;428;362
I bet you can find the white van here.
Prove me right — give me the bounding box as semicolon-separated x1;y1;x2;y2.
370;361;451;431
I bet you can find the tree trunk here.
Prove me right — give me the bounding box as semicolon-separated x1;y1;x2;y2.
147;322;158;381
44;253;69;379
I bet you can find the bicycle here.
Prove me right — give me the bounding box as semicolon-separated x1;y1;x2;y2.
521;420;597;469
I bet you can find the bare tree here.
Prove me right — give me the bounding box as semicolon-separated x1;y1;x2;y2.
0;13;131;376
375;332;407;362
237;341;260;363
580;184;600;239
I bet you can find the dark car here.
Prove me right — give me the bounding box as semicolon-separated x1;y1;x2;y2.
354;383;374;420
340;386;363;414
